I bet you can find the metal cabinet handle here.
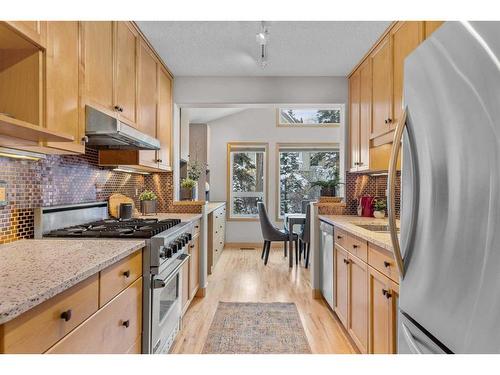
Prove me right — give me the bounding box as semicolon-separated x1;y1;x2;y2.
122;320;130;328
382;289;392;299
388;107;407;278
401;322;423;354
123;270;130;278
385;118;393;124
352;244;359;249
337;235;343;239
60;309;72;322
81;136;89;144
383;261;391;268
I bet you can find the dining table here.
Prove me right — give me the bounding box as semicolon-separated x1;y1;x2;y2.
284;213;306;268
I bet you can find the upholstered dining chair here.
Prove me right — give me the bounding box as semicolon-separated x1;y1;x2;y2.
257;202;298;265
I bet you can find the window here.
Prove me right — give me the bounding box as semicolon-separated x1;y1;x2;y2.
278;144;340;218
227;143;268;220
277;106;342;127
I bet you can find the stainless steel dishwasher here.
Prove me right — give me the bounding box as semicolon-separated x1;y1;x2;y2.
319;221;334;309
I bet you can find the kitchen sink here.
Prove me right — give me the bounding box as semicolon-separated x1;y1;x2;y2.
354;224;399;233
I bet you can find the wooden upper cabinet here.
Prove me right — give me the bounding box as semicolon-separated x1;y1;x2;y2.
115;22;138;127
371;35;393;138
81;21;114;115
138;41;158;169
349;70;360;172
157;67;173;170
425;21;444;39
45;21;83;154
358;59;372;172
391;21;423;131
5;21;46;47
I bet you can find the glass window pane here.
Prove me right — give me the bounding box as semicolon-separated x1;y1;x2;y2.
279;108;340;125
232;196;263;216
279;149;340;217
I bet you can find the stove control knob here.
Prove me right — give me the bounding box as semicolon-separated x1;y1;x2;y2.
159;246;167;259
172;242;179;253
165;246;173;258
187;233;192;241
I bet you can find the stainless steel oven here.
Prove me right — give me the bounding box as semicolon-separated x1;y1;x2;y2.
151;252;189;354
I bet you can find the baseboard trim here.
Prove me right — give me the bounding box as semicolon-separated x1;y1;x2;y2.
196;287;206;297
312;288;323;299
225;242;288;250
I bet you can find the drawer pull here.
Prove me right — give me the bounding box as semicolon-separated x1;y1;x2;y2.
343;259;350;265
190;244;195;248
122;320;130;328
195;226;199;229
352;244;359;249
60;309;72;322
382;289;392;298
337;235;343;239
383;261;391;268
123;270;130;278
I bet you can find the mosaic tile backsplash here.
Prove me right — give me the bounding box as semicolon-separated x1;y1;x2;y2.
0;147;174;244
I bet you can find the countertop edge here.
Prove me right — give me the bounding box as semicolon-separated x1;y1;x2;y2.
318;215;394;252
0;240;145;325
206;201;226;214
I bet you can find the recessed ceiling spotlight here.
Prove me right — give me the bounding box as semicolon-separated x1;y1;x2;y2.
256;21;269;68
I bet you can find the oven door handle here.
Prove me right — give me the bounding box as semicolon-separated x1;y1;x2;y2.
153;253;190;289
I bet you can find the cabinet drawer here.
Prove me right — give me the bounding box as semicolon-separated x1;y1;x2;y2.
1;274;99;354
347;234;368;262
193;220;201;235
99;250;142;307
46;277;142;354
368;243;399;282
335;228;349;249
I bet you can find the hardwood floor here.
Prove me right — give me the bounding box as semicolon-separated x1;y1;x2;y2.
171;246;356;354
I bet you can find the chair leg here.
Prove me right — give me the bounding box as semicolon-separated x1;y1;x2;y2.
264;241;271;265
299;240;303;261
261;241;268;259
283;241;287;257
305;243;310;268
295;239;299;265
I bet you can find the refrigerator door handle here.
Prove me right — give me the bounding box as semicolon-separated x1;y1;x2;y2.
388;107;407;278
401;322;423;354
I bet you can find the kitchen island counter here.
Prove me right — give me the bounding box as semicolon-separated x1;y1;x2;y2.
0;238;145;325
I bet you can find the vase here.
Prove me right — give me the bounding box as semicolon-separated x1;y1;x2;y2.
320;186;336;197
141;200;157;215
180;186;198;201
373;210;385;219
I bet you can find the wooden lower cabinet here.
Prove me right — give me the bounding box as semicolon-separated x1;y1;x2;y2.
334;245;349;327
46;277;142;354
189;232;200;298
368;266;399;354
208;205;226;274
348;254;368;354
181;260;190;314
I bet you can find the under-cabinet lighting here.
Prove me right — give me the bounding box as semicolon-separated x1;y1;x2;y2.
113;167;150;175
369;172;388;177
0;147;45;161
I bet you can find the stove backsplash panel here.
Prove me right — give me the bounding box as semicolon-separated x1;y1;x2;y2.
0;147;173;244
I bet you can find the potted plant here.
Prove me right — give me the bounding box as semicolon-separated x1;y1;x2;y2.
373;198;386;219
310;170;344;197
139;190;158;215
180;178;197;201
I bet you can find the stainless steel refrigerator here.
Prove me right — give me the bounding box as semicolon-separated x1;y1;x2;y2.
387;21;500;354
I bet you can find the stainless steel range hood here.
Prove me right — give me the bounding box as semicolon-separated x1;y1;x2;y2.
85;106;160;150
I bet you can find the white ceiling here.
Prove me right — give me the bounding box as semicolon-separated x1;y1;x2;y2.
136;21;391;76
184;107;246;123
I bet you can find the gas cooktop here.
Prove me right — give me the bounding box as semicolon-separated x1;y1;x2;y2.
44;218;182;238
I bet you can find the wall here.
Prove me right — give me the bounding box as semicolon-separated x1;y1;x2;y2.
174;76;348;105
207;107;344;243
0;148;174;244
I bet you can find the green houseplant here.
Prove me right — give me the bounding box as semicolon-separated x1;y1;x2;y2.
310;170;343;197
139;190;158;215
180;177;198;201
373;198;386;219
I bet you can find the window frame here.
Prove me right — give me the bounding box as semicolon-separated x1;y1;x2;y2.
275;142;340;221
226;142;269;221
276;106;344;128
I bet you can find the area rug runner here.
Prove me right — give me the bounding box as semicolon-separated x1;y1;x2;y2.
202;302;311;354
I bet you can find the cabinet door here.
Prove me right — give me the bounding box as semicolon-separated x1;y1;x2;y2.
189;233;200;298
138;41;158;168
115;22;138;127
392;22;423;130
424;21;444;39
82;21;114;115
348;254;368;353
349;70;360;172
368;266;394;353
334;245;349;328
181;260;190;314
157;67;173;170
45;21;83;153
358;59;372;171
371;36;393;138
6;21;46;47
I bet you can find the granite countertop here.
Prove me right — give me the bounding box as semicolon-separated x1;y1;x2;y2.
206;201;225;214
136;212;203;222
0;239;145;325
318;215;400;252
